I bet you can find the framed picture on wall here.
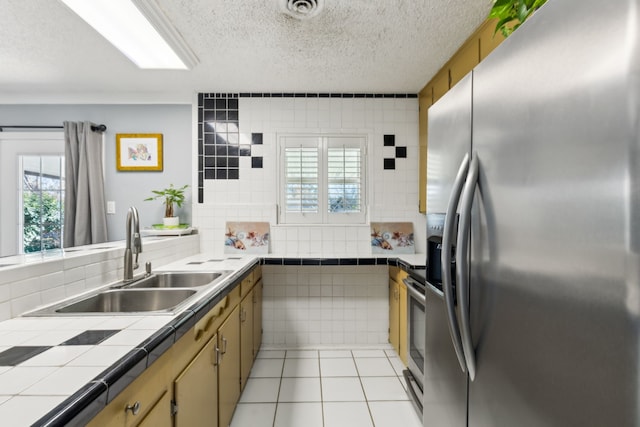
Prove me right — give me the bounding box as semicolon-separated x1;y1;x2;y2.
116;133;163;171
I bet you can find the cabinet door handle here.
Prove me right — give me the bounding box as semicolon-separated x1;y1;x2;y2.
222;337;228;354
213;346;220;366
125;401;141;416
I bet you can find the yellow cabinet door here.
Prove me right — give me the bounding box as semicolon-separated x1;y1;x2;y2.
253;278;263;359
173;334;219;427
240;289;254;391
389;278;400;355
137;389;172;427
218;305;241;427
398;279;408;366
418;86;433;214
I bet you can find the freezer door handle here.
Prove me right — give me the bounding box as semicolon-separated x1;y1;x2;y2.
442;152;469;374
457;153;479;381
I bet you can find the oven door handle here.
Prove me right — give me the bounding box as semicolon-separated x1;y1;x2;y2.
403;278;426;306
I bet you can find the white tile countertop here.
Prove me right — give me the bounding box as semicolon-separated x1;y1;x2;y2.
0;251;424;426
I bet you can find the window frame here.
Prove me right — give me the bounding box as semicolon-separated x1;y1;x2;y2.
278;134;367;225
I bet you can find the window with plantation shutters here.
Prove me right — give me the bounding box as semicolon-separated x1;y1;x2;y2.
279;135;366;224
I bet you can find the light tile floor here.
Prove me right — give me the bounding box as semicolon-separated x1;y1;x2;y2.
230;348;423;427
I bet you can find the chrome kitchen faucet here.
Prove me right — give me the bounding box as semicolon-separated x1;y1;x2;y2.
123;206;142;282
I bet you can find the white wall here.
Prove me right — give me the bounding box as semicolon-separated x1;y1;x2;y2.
262;265;389;347
193;96;426;256
0;104;192;244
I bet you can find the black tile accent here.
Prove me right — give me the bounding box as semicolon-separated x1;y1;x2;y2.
140;327;175;366
188;261;204;264
32;381;108;427
384;158;396;170
358;258;376;265
172;310;197;342
252;157;263;168
384;135;395;146
61;330;120;346
396;146;407;158
264;258;284;265
198;188;203;203
103;349;148;403
251;133;263;145
0;346;51;366
283;258;302;265
320;258;339;265
228;169;239;179
239;146;251;157
376;257;389;265
301;258;321;266
216;169;227;179
339;258;358;265
228;157;239;167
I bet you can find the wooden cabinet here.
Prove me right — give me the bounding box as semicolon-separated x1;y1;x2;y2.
87;264;262;427
86;345;172;427
240;288;254;391
218;305;241;427
173;334;218;427
418;18;506;213
253;275;263;359
389;267;408;366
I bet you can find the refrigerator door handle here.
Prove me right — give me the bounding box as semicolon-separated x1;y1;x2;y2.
456;153;479;381
442;152;470;374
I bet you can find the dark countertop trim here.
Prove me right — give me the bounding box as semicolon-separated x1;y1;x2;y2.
34;256;423;426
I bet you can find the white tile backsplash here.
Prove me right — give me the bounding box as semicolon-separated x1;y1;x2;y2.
194;96;425;256
262;265;388;347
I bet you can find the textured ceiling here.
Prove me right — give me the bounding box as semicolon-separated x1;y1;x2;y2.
0;0;492;104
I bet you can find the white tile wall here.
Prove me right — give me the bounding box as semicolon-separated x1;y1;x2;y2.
0;235;199;320
262;265;388;347
193;96;426;256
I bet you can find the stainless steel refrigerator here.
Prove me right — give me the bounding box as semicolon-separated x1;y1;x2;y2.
424;0;640;425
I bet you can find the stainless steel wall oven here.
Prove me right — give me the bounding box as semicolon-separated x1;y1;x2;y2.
403;274;426;413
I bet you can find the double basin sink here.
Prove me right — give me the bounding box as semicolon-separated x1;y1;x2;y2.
26;271;232;316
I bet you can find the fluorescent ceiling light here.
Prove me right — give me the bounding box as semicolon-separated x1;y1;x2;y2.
59;0;197;70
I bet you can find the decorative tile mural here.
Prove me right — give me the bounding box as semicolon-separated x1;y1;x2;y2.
224;221;270;254
371;222;415;254
197;93;417;203
382;134;407;170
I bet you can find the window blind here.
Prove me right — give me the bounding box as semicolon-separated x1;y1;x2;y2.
327;146;362;213
284;147;319;213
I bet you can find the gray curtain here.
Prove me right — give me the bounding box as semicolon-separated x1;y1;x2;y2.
63;121;108;247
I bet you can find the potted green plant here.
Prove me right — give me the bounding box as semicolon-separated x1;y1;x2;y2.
489;0;547;37
145;183;189;227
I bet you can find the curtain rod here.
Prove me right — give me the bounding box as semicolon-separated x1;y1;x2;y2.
0;124;107;132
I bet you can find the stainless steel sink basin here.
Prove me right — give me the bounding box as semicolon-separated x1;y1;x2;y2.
54;289;197;313
124;271;228;289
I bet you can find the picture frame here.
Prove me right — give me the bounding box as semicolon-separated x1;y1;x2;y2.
116;133;163;171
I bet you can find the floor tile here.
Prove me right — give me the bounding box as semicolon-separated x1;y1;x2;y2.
285;349;318;359
230;403;276;427
320;358;358;377
369;401;423;427
323;401;373;427
257;350;286;359
274;402;323;427
282;358;319;377
387;355;406;376
239;378;281;403
320;350;352;358
352;349;387;358
321;377;366;402
278;377;321;402
361;376;410;401
354;357;397;377
249;358;284;378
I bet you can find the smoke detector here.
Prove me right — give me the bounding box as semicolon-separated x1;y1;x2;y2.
279;0;324;20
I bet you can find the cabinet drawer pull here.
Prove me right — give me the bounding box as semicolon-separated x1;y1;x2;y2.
125;401;141;415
